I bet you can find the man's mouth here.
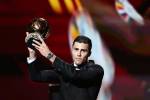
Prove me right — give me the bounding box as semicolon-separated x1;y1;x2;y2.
76;58;82;60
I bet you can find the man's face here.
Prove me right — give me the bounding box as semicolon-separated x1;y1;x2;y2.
72;42;90;65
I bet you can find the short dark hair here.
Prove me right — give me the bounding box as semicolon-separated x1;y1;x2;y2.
138;0;150;15
72;35;92;52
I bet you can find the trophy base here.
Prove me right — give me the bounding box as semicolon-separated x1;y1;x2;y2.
26;38;41;50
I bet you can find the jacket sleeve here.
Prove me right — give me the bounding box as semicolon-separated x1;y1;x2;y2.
53;57;104;84
28;59;60;83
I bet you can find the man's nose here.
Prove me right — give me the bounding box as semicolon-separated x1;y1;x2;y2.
77;51;81;56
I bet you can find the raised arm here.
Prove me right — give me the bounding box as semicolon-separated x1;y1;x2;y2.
26;32;59;83
28;59;59;83
31;33;56;63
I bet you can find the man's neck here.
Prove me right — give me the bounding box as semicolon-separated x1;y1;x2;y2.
73;61;88;67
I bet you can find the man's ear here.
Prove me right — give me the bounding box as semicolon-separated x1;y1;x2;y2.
88;51;91;57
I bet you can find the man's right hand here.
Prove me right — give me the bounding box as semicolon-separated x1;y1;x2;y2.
26;32;36;59
28;47;36;59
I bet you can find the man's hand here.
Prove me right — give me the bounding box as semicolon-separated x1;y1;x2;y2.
28;47;36;59
26;32;36;59
32;34;51;58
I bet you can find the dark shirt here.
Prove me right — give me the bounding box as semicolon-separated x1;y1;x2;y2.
28;57;104;100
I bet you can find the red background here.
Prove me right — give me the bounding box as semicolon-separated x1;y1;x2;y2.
0;0;149;100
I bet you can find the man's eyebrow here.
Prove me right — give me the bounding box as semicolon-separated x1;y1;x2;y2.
74;47;79;49
81;48;88;51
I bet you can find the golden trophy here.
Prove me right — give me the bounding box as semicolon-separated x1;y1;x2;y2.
25;17;50;49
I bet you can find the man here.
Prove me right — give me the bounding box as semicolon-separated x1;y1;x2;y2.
26;33;104;100
68;10;115;100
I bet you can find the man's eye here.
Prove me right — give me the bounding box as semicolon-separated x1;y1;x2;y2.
82;50;87;52
74;48;78;51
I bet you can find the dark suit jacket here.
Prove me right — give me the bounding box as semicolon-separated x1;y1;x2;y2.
28;57;104;100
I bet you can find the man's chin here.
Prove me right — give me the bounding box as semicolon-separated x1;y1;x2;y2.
75;62;82;65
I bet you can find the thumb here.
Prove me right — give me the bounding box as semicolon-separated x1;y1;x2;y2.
26;32;29;36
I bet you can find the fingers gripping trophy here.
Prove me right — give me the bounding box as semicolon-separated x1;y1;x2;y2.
25;17;50;50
